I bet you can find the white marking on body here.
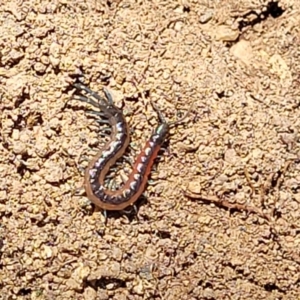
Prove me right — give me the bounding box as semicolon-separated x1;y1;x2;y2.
130;181;137;190
123;189;130;197
145;147;151;156
110;141;120;152
134;173;141;181
97;185;104;193
102;194;109;202
137;163;144;173
152;134;159;142
149;141;155;148
95;158;105;167
141;156;147;163
116;133;123;141
102;150;112;158
89;168;97;178
116;122;123;132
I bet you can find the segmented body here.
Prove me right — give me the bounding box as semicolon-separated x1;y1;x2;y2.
73;83;170;211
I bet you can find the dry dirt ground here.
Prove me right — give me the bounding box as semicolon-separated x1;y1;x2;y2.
1;0;300;299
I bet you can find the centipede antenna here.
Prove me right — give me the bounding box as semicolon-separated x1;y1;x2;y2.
167;106;191;127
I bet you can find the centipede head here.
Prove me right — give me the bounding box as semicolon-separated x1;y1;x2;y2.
150;100;191;128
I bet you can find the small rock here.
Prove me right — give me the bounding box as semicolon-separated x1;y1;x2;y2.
40;245;53;259
98;253;108;260
23;158;41;171
12;141;26;155
269;53;292;83
106;283;115;290
6;73;27;99
197;215;212;225
215;25;239;42
224;148;240;164
280;133;295;145
49;55;60;68
0;190;7;201
44;166;63;183
34;62;47;74
9;49;24;62
252;148;263;160
203;288;215;299
187;181;201;194
111;247;123;261
215;174;229;185
199;9;213;24
48;118;61;130
109;262;121;277
61;290;76;298
66;278;81;291
174;21;183;32
35;136;50;158
230;40;253;65
12;129;20;140
77;265;91;281
133;280;144;295
231;256;244;266
83;287;97;300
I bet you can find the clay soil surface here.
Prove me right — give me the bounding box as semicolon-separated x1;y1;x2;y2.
1;0;300;299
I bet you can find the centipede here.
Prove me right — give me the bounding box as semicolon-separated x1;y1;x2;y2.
71;83;188;211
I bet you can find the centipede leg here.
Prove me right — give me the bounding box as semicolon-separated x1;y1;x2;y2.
122;205;134;215
124;156;133;166
102;126;112;132
77;165;86;174
95;119;110;125
99;132;111;138
86;110;106;118
73;186;85;196
75;152;90;174
107;178;117;190
119;173;128;184
103;88;114;104
133;204;138;215
159;146;171;156
111;155;133;168
122;204;139;222
86;128;111;139
102;209;108;225
73;94;100;108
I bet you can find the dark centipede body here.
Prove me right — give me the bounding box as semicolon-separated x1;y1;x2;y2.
72;83;184;211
